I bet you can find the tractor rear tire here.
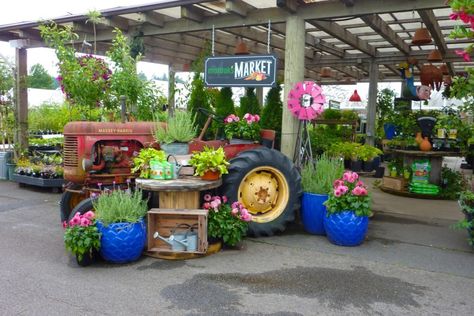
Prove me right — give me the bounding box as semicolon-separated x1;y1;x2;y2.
60;184;84;223
221;147;302;237
68;197;96;222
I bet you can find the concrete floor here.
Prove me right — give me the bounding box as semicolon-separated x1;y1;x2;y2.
0;179;472;315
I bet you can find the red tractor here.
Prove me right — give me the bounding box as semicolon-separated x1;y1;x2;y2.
61;110;301;237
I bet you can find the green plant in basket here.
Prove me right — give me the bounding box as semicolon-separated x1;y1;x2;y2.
301;153;344;194
63;211;100;261
324;171;371;217
131;148;166;178
93;189;148;226
189;146;230;177
453;190;474;246
154;110;197;144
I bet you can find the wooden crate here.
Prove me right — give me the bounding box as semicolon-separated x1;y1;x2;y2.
382;176;406;191
147;208;208;254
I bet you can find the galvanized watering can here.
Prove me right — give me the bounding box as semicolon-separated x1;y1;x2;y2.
153;223;197;252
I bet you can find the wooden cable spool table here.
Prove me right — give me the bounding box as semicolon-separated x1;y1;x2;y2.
135;176;222;208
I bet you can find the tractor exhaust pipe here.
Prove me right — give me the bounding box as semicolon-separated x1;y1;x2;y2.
120;95;127;123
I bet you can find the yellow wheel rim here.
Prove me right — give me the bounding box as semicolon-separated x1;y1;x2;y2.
237;166;289;223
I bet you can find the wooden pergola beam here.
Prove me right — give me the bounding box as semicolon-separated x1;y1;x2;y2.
136;12;165;27
225;0;253;17
180;5;205;23
360;14;411;55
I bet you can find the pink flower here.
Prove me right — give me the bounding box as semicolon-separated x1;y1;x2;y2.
212;196;221;201
80;217;91;227
241;213;252;222
254;114;260;122
83;211;95;220
62;221;67;229
243;113;250;120
352;186;368;196
455;49;471;62
231;201;240;209
69;214;81;227
450;12;459;20
333;179;344;188
334;189;342;197
222;196;228;203
203;194;212;201
339;185;349;194
459;11;470;24
231;208;239;215
356;180;364;187
210;200;220;209
203;202;211;209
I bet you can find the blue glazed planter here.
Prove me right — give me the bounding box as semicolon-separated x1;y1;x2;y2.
301;192;328;235
324;211;369;247
383;123;397;140
97;218;146;263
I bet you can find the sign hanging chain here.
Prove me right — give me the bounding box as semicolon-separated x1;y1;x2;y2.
212;25;215;56
267;20;271;54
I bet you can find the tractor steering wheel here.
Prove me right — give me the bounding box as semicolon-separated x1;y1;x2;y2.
197;107;224;123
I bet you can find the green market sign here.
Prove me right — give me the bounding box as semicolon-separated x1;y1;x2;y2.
204;54;277;87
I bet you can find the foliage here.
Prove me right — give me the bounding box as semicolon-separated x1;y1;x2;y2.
327;142;362;160
309;125;354;155
0;61;14;148
131;148;166;178
0;60;14;94
63;211;100;261
154;110;197;144
376;88;396;137
29;137;63;147
86;9;101;54
215;87;235;119
324;171;371;217
357;145;383;162
440;167;468;199
187;72;211;130
340;110;359;121
28;64;55;89
301;153;344;194
453;190;474;246
239;88;260;116
261;84;283;148
202;194;252;246
321;108;342;120
93;189;148;226
224;113;261;141
189;146;230;176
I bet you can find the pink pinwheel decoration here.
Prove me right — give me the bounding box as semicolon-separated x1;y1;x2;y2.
287;81;325;121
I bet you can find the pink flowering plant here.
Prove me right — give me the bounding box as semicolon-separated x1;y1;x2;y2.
324;171;371;217
202;194;253;246
63;211;101;261
223;113;261;141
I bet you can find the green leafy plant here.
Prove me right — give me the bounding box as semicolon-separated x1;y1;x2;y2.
189;146;230;176
93;189;148;226
340;110;359;121
357;145;382;162
223;113;261;141
440;167;468;199
301;153;344;194
321;108;342;120
324;171;371;217
154;111;197;144
202;194;252;246
327;142;362;161
63;211;100;261
453;190;474;246
131;148;166;178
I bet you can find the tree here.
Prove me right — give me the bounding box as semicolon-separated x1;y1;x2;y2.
187;72;211;130
239;88;260;116
28;64;55;89
261;84;283;148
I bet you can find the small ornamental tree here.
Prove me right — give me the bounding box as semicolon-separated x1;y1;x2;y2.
187;72;211;130
213;87;235;135
28;64;55;89
261;84;283;148
239;88;260;116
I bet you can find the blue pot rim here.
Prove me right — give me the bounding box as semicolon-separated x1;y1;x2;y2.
303;192;329;197
328;210;369;218
96;218;145;227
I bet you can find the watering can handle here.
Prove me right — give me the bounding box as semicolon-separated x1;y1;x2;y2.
171;223;192;236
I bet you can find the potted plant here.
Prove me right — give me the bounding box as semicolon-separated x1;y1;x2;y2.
93;189;148;263
154;110;197;155
454;190;474;248
324;171;371;246
131;148;166;179
201;193;252;247
223;113;261;143
300;153;344;235
359;145;383;172
63;211;101;266
189;146;230;180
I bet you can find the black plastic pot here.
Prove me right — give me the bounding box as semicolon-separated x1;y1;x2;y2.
362;160;374;172
375;166;385;178
350;160;362;172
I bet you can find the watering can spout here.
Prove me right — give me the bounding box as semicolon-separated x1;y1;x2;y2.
153;231;175;246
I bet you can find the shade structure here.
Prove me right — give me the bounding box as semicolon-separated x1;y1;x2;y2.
349;89;362;102
412;27;432;45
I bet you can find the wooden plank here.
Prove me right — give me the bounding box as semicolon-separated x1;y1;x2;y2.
159;191;199;209
136;177;222;192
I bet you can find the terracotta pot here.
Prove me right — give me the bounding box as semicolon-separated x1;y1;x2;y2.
415;132;423;144
427;49;442;62
419;137;432;152
201;170;220;181
412;28;432;45
440;64;449;75
420;64;443;91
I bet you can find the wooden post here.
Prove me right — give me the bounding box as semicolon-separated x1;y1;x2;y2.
282;15;305;159
256;87;264;107
366;59;378;146
15;48;28;152
168;65;175;117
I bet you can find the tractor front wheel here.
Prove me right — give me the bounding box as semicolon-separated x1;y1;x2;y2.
221;147;302;237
